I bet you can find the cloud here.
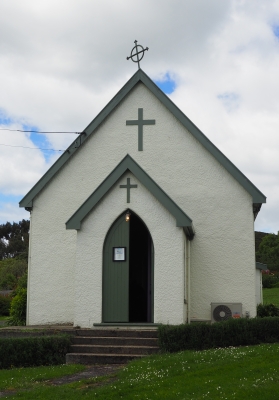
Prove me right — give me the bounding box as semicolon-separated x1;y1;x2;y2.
0;196;29;224
217;93;240;112
0;0;278;232
0;121;59;195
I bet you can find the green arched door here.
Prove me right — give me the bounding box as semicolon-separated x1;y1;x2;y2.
103;211;153;323
103;213;129;322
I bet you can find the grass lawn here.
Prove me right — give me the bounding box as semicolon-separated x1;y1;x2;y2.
1;343;279;399
263;287;279;307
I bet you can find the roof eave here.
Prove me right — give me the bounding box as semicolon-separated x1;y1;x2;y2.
66;154;194;239
256;262;268;271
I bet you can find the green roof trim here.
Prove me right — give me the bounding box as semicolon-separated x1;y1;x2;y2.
256;262;268;271
19;68;266;209
65;154;194;239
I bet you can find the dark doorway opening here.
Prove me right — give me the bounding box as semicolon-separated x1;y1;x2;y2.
129;212;152;322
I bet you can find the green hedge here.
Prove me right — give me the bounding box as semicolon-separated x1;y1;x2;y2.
158;317;279;352
0;335;72;369
257;303;279;317
0;295;11;316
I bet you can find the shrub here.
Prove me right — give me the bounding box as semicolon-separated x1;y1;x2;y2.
0;294;11;316
158;317;279;352
0;273;17;290
262;274;279;288
7;288;27;326
0;335;71;369
257;303;279;317
17;271;27;290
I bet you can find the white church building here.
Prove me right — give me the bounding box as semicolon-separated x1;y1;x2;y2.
20;69;266;327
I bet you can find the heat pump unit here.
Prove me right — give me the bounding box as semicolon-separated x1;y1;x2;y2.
211;303;242;323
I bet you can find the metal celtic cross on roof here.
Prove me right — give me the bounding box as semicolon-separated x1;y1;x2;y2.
126;40;149;69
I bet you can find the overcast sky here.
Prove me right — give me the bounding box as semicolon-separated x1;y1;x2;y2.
0;0;278;233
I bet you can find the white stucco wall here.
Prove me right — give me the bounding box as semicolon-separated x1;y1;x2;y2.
75;172;184;327
27;81;257;326
27;208;76;325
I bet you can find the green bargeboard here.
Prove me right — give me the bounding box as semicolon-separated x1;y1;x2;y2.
103;215;129;322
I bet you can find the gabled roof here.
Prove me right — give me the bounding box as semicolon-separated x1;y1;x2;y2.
19;68;266;209
66;154;195;239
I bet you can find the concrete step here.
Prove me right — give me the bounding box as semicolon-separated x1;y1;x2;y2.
70;344;159;355
72;336;158;347
66;353;143;365
66;328;159;365
75;329;158;338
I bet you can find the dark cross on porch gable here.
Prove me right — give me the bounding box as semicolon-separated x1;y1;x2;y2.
126;108;155;151
120;178;138;203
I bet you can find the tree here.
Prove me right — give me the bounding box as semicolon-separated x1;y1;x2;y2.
0;220;29;290
0;220;29;260
256;233;279;271
0;258;28;290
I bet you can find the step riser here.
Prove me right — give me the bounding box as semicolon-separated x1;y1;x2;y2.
66;353;142;365
70;345;159;355
72;337;158;346
76;329;158;338
66;329;159;364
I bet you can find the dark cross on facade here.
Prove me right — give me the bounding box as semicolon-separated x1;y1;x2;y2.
126;108;155;151
120;178;138;203
126;40;149;69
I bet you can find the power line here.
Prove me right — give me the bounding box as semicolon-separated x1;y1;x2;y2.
0;143;65;152
0;128;80;134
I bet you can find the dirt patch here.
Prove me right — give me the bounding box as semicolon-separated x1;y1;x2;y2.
0;390;17;398
50;364;124;385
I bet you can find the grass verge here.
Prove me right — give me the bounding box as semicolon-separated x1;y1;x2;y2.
1;343;279;399
263;287;279;307
0;364;85;391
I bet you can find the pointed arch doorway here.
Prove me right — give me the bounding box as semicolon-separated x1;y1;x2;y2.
103;210;153;323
